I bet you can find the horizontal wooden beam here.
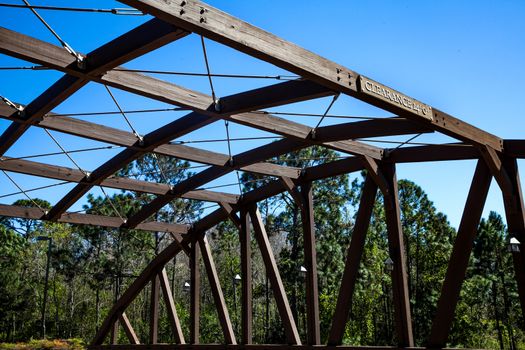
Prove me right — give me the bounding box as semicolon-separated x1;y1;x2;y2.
45;77;327;220
0;156;239;204
0;27;382;160
0;203;188;234
0;19;189;156
120;0;502;150
88;344;460;350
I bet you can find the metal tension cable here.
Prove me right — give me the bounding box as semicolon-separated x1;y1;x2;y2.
310;93;341;139
0;168;47;213
104;85;143;145
21;0;85;68
0;3;143;15
42;128;126;223
200;36;243;195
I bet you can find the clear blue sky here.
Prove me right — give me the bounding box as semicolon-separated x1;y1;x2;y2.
0;0;524;228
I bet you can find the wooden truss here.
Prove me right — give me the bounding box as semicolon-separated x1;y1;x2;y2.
1;1;525;349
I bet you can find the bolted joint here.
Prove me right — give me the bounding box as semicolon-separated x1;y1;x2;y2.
214;98;222;112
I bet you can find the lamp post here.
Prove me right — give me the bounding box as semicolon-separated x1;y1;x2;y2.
383;257;394;341
36;236;52;339
233;274;241;334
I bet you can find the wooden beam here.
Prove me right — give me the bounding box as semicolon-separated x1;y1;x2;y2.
387;144;479;163
328;174;378;345
0;27;382;160
380;162;413;347
198;236;236;344
0;19;188;156
149;275;160;344
190;239;200;344
125;138;306;228
299;183;320;345
499;158;525;322
45;75;327;221
0;203;188;234
239;209;252;345
120;0;503;150
0;156;239;204
249;207;301;345
159;268;185;344
479;145;514;195
92;234;186;345
505;140;525;158
119;313;140;345
87;345;461;350
428;160;492;347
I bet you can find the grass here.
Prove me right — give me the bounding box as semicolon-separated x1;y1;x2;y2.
0;339;85;350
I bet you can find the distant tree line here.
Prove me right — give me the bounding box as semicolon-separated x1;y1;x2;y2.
0;147;523;349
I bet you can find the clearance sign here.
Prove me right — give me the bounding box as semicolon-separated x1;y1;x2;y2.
359;76;433;121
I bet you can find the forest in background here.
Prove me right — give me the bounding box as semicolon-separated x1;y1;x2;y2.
0;146;523;349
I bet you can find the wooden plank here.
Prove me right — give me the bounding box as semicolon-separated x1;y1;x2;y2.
119;313;140;345
499;158;525;322
0;203;188;234
198;236;236;344
46;75;338;221
159;268;185;344
388;144;479;163
328;174;377;345
299;183;320;345
505;140;525;158
190;239;201;344
87;345;435;350
0;27;382;160
239;209;252;345
249;207;301;345
149;275;160;344
0;19;189;156
479;145;514;195
428;160;492;347
119;0;358;95
120;0;503;151
380;162;413;347
0;111;299;181
0;156;239;204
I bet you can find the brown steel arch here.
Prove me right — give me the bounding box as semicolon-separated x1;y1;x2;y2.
0;1;524;349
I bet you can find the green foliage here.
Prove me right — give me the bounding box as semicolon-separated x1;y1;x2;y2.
0;149;523;348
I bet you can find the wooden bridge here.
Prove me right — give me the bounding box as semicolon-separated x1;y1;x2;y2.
1;1;524;349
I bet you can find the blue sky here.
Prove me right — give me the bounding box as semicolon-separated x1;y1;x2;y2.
0;0;524;228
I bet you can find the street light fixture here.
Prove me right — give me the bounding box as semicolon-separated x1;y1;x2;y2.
384;257;394;273
508;237;521;253
300;265;307;277
234;274;241;283
36;236;52;339
183;280;191;293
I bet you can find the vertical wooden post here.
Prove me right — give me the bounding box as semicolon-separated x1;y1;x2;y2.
149;274;160;344
198;236;236;344
381;162;414;347
240;209;253;344
159;268;185;344
300;182;320;345
500;157;525;321
428;160;492;347
190;239;200;344
328;174;378;345
249;206;301;345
